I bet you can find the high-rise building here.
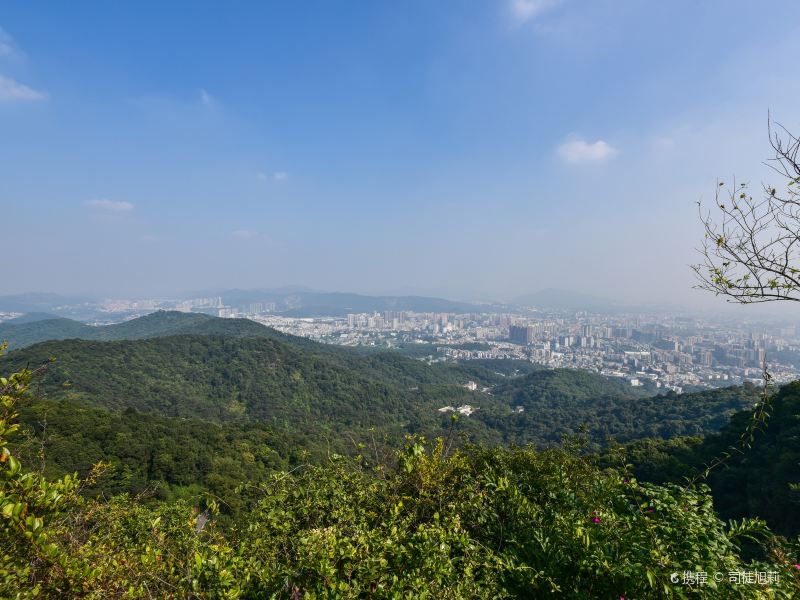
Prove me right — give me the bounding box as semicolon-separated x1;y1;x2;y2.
509;325;535;344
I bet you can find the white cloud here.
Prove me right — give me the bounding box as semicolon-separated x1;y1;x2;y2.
509;0;561;24
0;28;14;57
87;199;135;212
232;229;257;240
257;171;288;182
199;88;214;107
557;138;617;163
0;74;46;101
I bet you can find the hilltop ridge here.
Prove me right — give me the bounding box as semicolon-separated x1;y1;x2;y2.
0;310;277;349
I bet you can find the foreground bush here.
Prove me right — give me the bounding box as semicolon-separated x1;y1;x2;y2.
2;357;799;598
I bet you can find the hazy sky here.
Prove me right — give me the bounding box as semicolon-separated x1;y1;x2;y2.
2;1;800;307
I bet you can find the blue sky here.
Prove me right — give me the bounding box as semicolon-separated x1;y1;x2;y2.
2;1;800;306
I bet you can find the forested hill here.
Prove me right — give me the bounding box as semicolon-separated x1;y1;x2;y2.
1;335;453;428
623;381;800;537
491;370;758;445
0;310;283;349
495;367;645;402
3;331;759;437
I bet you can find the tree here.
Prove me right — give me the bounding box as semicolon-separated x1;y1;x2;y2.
694;117;800;302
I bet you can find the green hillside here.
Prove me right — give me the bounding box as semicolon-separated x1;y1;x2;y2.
624;381;800;537
2;327;798;596
0;310;276;349
484;370;758;447
0;317;93;348
3;333;759;446
0;331;501;461
1;336;442;429
495;367;642;401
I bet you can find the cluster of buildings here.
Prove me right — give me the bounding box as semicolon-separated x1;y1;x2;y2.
248;309;800;392
498;316;792;392
11;293;800;394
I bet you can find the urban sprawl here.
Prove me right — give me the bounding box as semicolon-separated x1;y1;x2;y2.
10;296;799;394
107;297;800;394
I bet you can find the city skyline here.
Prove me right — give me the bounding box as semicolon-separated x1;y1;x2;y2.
4;295;797;393
2;2;800;306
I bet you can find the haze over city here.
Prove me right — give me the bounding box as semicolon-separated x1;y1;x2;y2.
2;1;800;309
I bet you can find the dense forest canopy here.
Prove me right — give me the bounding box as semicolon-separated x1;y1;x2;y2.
2;358;799;597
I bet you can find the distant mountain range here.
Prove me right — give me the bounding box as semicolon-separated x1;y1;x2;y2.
0;293;93;313
1;287;644;321
0;290;489;320
215;290;483;316
513;288;619;312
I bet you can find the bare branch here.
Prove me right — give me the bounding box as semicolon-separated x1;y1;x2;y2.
693;118;800;304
